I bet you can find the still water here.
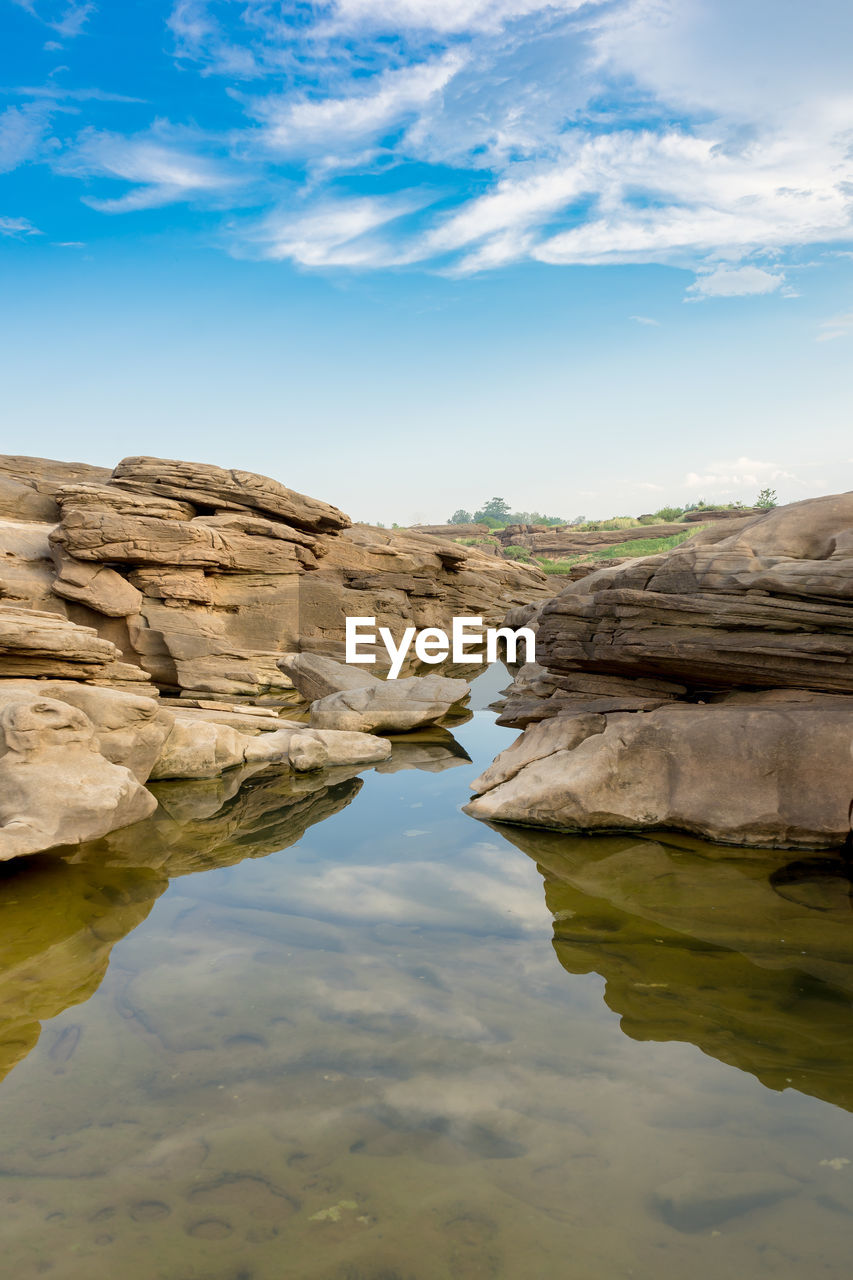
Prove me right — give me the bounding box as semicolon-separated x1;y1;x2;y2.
1;664;853;1279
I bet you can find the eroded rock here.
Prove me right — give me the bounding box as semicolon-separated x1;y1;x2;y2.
0;697;156;859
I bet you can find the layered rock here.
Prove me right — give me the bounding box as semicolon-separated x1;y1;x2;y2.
470;494;853;849
0;454;548;699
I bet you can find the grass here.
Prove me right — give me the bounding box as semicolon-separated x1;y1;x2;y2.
535;528;700;574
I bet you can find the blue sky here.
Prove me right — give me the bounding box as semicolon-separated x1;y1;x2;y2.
1;0;852;523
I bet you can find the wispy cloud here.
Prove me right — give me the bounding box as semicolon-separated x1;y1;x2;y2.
0;216;42;237
64;126;241;212
6;0;853;288
685;456;799;494
630;315;660;326
0;103;53;173
816;312;853;342
11;0;95;40
686;264;785;300
241;194;426;267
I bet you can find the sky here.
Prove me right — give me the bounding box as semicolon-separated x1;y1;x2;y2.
1;0;852;524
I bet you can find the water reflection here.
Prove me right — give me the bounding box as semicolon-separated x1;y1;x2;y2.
492;823;853;1112
0;730;470;1085
2;675;853;1279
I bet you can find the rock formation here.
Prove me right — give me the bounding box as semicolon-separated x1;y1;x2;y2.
468;494;853;849
282;652;471;733
0;452;547;858
1;454;548;698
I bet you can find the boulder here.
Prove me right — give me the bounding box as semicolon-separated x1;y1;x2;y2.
51;551;144;617
310;672;470;734
0;680;173;781
468;700;853;849
0;697;156;859
277;651;380;702
150;711;391;779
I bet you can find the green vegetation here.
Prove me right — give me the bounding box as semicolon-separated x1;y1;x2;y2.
503;544;533;561
755;487;778;509
535;528;699;573
447;496;567;527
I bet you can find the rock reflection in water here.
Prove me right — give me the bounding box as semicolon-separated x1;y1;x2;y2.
0;729;469;1084
492;822;853;1111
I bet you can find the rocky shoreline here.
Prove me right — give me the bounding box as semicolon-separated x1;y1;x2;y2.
467;493;853;850
0;453;548;861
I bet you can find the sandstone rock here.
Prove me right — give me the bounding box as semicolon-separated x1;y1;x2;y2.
467;701;853;848
150;709;391;779
149;716;264;780
51;550;144;617
310;672;470;734
0;456;111;523
1;455;550;701
0;680;172;781
55;482;194;520
277;651;379;702
0;697;156;859
111;456;350;533
51;507;315;574
0;603;121;678
0;518;58;611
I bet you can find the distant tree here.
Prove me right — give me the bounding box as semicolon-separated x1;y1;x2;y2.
755;487;778;509
448;509;473;524
570;515;587;526
473;497;511;523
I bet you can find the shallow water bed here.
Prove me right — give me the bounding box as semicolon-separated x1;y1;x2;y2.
1;665;853;1279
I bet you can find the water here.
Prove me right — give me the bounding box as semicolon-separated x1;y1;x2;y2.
1;664;853;1278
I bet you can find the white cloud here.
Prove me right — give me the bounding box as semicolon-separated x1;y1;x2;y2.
684;456;798;494
0;215;42;237
323;0;599;34
244;195;423;267
0;104;51;173
11;0;95;39
816;312;853;341
629;315;660;326
24;0;853;286
686;264;784;299
249;52;465;157
66;127;240;212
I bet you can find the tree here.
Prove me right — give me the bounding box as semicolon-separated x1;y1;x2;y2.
473;497;511;522
755;487;778;509
447;509;472;524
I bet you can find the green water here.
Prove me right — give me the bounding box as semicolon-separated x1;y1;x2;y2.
2;664;853;1278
